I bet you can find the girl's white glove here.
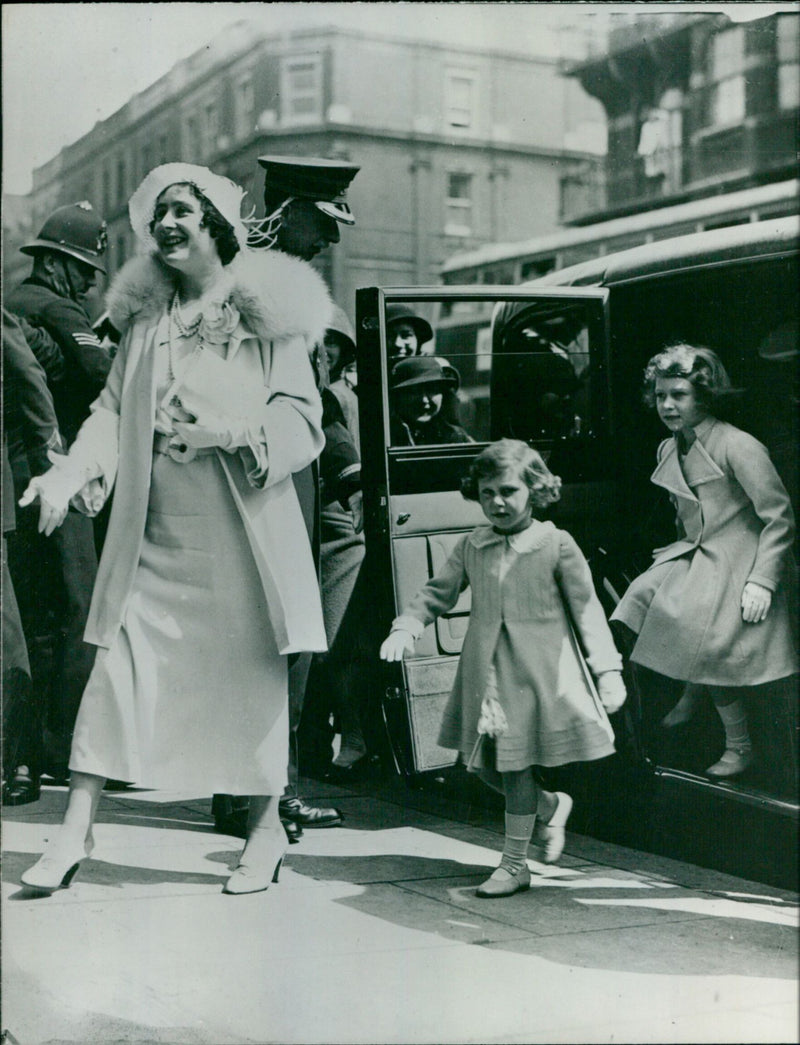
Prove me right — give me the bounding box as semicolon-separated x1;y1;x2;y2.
18;450;94;536
597;670;627;713
379;629;415;662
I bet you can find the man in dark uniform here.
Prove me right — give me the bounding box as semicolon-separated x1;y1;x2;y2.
213;157;362;841
5;201;111;783
2;310;64;803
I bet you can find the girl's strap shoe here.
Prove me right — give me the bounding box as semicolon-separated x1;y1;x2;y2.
534;792;573;863
476;863;531;898
706;746;753;778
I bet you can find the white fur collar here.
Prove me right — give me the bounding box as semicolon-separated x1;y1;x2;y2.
106;248;334;347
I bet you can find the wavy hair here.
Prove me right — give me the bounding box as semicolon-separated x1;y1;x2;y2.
461;438;562;511
642;343;737;409
149;182;240;266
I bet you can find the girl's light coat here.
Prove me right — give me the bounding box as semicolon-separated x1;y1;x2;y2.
612;416;797;685
396;520;622;768
69;249;332;655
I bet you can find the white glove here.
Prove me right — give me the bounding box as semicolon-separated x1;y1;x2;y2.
379;629;415;662
597;671;627;713
18;450;92;536
173;416;252;452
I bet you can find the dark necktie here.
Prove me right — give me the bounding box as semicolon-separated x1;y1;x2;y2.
676;429;696;455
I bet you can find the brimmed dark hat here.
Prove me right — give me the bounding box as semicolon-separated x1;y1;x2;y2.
258;155;360;225
385;304;433;346
21;201;107;273
390;356;459;391
325;305;356;359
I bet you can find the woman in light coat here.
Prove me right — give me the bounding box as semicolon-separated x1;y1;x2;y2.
19;163;330;895
612;344;797;777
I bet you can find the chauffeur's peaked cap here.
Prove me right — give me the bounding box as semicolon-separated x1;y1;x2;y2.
258;155;360;224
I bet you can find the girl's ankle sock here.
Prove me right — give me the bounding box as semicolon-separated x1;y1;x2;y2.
716;699;752;750
499;812;537;873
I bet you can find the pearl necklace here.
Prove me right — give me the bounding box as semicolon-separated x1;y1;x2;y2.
167;293;204;405
171;292;202;339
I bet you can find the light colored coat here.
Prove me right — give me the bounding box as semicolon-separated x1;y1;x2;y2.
396;520;621;768
611;417;798;685
68;249;332;655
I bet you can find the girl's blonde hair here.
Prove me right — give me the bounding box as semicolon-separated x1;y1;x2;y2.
642;343;736;409
461;439;562;510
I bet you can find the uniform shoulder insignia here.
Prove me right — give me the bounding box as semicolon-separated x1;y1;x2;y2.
72;331;104;348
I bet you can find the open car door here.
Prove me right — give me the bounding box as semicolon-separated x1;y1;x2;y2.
356;286;615;776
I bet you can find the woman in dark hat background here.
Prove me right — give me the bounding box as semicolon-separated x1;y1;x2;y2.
323;306;360;452
390;356;473;446
386;304;434;363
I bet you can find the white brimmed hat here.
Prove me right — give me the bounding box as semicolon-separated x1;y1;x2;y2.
128;163;248;254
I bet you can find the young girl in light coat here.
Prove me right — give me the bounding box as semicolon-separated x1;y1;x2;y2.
612;344;797;778
381;439;626;897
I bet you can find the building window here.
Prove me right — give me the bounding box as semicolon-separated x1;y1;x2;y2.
777;15;800;111
203;101;219;156
234;74;255;139
141;144;153;179
282;56;322;123
445;172;473;236
158;134;168;164
709;27;746;126
446;70;476;129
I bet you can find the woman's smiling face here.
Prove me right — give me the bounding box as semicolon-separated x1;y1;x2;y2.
152;184;216;270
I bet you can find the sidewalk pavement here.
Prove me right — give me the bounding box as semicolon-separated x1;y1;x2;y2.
2;774;798;1045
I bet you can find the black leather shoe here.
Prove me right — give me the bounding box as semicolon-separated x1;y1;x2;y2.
2;767;41;806
279;796;343;828
282;818;303;844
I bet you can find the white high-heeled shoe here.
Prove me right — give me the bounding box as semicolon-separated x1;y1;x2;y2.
223;857;284;895
21;834;95;893
223;828;286;895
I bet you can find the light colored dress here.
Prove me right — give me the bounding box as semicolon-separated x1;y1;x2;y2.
394;519;621;771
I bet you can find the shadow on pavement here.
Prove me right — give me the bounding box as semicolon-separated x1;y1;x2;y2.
3;849;235;899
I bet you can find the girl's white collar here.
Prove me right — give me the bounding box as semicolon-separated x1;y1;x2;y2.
470;519;555;551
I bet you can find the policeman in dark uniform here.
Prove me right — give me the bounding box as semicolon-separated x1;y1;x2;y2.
5;201;111;783
2;311;64;804
213;157;361;841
